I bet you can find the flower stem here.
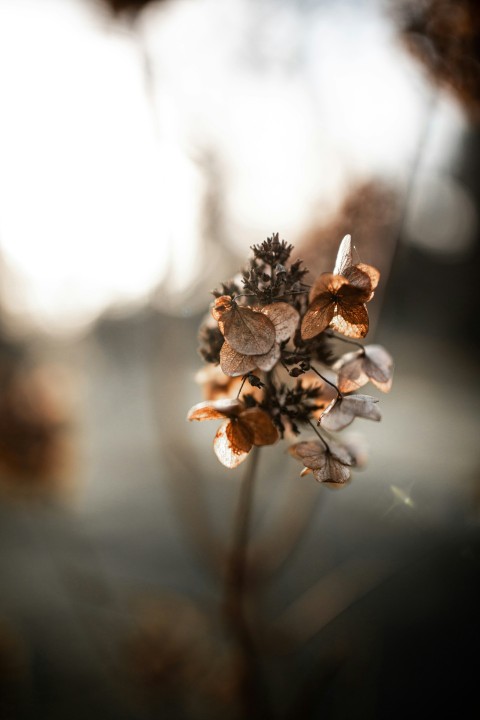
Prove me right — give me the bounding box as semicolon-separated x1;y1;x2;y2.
307;419;330;452
223;447;272;720
311;366;342;399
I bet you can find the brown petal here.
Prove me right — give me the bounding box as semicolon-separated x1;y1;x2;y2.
220;342;257;377
261;303;300;342
364;345;394;393
333;234;353;276
213;421;251;468
223;305;276;355
313;454;352;486
226;418;254;452
240;408;278;446
187;398;243;421
330;299;369;338
334;351;370;393
342;265;375;295
288;441;326;470
301;293;336;340
355;263;380;291
253;342;281;372
320;395;381;432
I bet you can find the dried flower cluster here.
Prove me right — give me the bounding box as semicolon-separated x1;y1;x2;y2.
188;234;393;487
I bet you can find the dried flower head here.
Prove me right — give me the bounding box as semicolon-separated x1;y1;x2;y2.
188;233;393;486
301;235;379;340
187;399;278;468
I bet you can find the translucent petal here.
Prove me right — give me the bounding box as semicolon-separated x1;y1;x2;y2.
364;345;394;392
330;301;369;339
261;302;300;342
333;234;353;276
301;294;335;340
213;421;250;468
320;395;381;432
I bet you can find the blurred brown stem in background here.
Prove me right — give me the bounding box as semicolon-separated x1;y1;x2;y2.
223;446;272;720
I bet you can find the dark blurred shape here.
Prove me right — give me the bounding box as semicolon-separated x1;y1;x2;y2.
0;360;73;497
125;594;241;719
0;619;28;719
396;0;480;121
97;0;168;19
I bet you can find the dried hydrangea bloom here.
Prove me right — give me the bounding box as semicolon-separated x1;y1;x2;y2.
334;345;394;394
189;232;392;484
219;302;300;377
301;235;379;340
319;394;381;432
289;439;357;487
187;399;278;468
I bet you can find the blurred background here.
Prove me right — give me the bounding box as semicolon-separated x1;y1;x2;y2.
0;0;479;718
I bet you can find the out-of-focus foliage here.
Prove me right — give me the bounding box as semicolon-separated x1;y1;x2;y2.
396;0;480;120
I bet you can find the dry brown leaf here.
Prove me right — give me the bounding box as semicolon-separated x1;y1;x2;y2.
320;394;381;432
212;297;276;355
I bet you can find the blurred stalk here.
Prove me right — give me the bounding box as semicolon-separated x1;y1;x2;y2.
223;446;272;720
381;86;439;293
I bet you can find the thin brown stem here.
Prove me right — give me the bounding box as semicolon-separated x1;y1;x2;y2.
236;375;249;399
307;419;330;452
223;447;272;720
311;366;342;399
